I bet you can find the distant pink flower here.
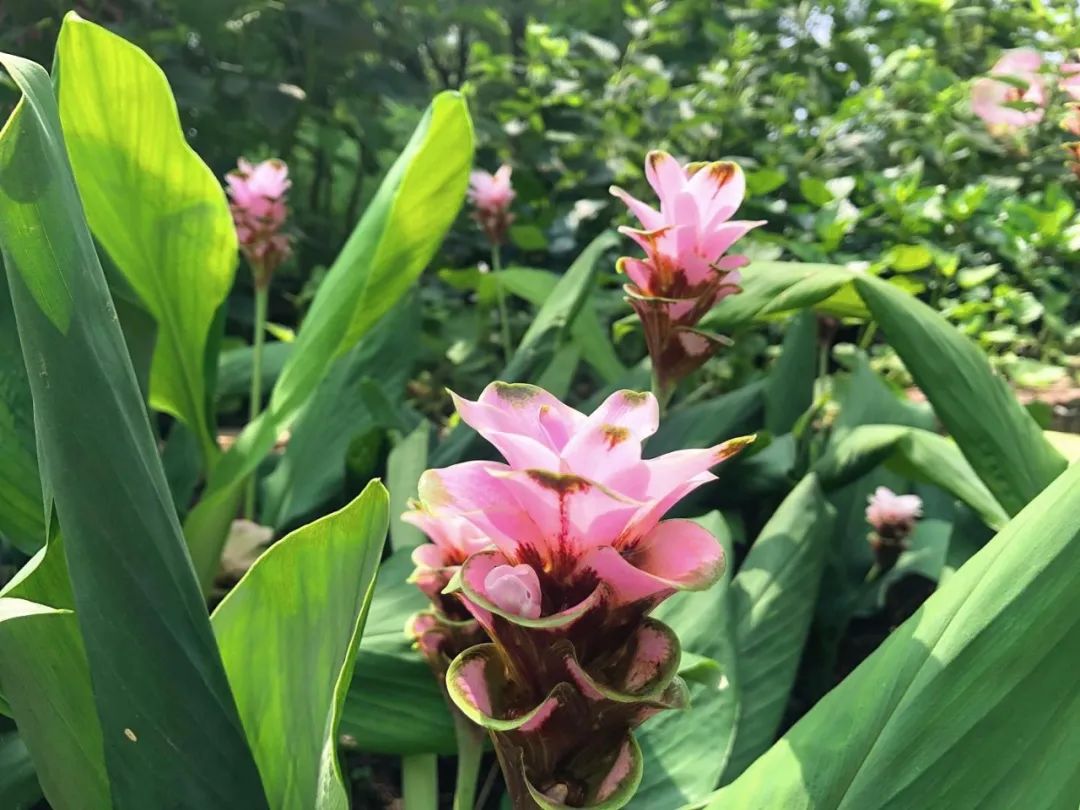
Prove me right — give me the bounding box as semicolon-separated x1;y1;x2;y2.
405;381;752;805
866;486;923;534
866;486;922;573
971;49;1047;133
226;158;293;286
1059;63;1080;134
468;164;515;244
611;151;764;401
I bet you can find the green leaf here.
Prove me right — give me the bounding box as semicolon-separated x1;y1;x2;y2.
722;474;836;781
814;424;1011;530
499;265;624;383
799;176;833;207
341;551;455;754
648;382;765;457
956;264;1000;289
884;244;933;272
260;299;417;528
387;423;430;552
0;729;42;809
854;274;1066;514
703;262;867;332
0;282;43;553
0;52;267;807
513;231;618;364
56;14;236;462
0;535;104;810
763;311;817;435
186;92;472;587
632;513;738;807
213;481;389;810
0;600;108;810
693;460;1080;810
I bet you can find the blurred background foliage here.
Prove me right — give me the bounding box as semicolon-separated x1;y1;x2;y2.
3;0;1078;396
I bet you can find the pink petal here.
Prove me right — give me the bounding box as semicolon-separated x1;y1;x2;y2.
489;468;642;555
455;382;586;454
483;563;542;619
596;739;637;803
687;161;746;224
627;518;725;591
609;185;665;230
559;390;658;488
992;47;1042;75
644;150;687;211
700;219;766;258
617;256;658;291
416;463;542;557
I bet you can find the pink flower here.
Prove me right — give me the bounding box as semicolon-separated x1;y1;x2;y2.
971;49;1047;133
404;381;752;805
226;158;293;286
866;486;923;534
468;164;515;244
611;151;765;401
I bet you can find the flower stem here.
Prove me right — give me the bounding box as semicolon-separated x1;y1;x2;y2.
402;753;439;809
650;363;674;416
451;712;484;810
244;283;268;519
492;244;513;365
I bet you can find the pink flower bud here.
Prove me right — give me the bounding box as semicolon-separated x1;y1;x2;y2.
468;164;515;244
482;563;542;619
225;158;293;286
866;486;923;536
611;151;764;399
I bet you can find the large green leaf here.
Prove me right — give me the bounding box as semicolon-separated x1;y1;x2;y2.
498;265;625;383
260;298;418;528
632;513;738;807
703;262;867;332
213;481;389;810
722;474;836;781
387;422;430;552
814;424;1010;530
0;52;266;807
763;310;817;435
0;728;42;809
56;13;237;462
0;282;43;553
0;535;105;810
853;274;1066;515
693;459;1080;810
0;600;107;810
186;91;472;587
341;550;455;754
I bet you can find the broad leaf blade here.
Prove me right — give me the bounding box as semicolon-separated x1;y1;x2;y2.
814;424;1010;530
213;481;389;810
695;460;1080;810
632;513;738;807
387;422;430;552
854;274;1066;514
342;550;455;754
56;13;237;462
0;52;266;808
722;474;836;781
0;282;43;553
187;92;472;587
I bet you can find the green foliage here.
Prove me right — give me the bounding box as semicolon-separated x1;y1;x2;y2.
0;51;268;807
212;481;388;810
692;459;1080;810
56;13;238;463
